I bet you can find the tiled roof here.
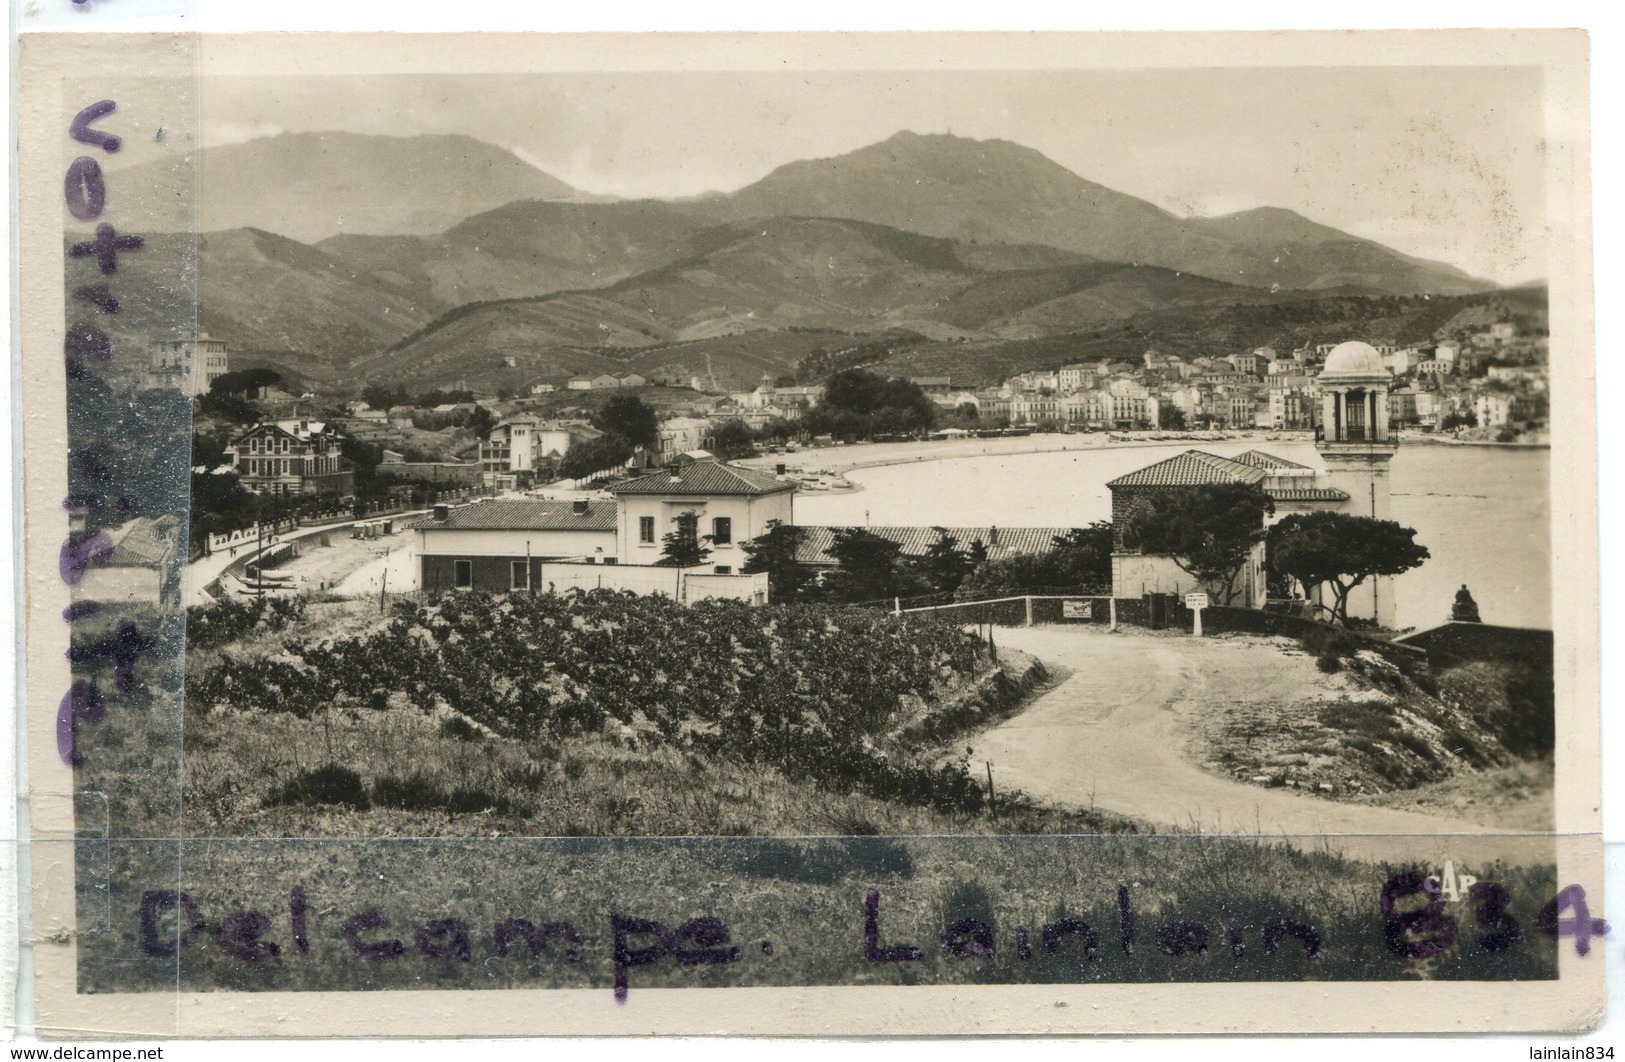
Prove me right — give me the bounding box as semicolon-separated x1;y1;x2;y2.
793;526;1077;567
609;460;794;496
273;419;327;437
1232;450;1312;470
416;499;618;531
1267;487;1351;502
1105;450;1267;489
106;515;179;567
232;419;329;444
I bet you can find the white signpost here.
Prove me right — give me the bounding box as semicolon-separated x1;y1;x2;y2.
1185;592;1210;636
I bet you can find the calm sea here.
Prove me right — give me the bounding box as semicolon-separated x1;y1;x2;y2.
793;441;1552;631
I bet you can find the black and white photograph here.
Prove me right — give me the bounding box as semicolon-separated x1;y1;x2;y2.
14;27;1602;1037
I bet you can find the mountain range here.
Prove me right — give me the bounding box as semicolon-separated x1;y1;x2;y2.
692;132;1487;296
114;132;586;243
93;130;1510;392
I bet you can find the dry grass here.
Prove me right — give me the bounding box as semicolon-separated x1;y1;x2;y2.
1343;758;1556;833
82;829;1562;994
1191;649;1551;828
184;697;1139;838
68;603;1566;996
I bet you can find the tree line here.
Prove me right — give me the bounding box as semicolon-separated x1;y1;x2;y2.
639;478;1426;629
1120;482;1430;627
652;518;1117;604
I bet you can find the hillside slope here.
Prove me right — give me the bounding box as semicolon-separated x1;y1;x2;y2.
319;199;707;309
361;217;1276;390
695;131;1492;296
75;228;434;385
114;132;582;243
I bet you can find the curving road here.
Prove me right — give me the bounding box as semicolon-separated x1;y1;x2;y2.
968;625;1513;845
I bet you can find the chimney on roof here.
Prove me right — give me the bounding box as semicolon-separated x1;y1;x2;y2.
432;504;450;521
573;499;589;515
989;525;999;545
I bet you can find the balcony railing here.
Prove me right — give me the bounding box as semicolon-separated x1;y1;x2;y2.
1316;425;1396;445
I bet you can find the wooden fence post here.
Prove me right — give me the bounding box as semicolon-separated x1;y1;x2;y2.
1109;597;1118;632
1025;596;1034;627
985;761;997;821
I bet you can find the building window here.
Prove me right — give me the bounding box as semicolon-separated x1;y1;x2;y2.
511;561;529;591
712;517;732;545
603;557;618;565
454;560;473;590
639;515;655;543
714;565;733;575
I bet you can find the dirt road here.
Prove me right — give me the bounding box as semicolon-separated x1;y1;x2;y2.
969;625;1506;841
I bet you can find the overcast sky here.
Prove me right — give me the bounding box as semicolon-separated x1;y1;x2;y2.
186;66;1545;285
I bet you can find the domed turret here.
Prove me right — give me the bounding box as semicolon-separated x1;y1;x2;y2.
1320;340;1389;379
1311;340;1402;628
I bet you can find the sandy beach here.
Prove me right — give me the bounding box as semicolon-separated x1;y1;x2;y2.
735;430;1296;478
737;428;1547;480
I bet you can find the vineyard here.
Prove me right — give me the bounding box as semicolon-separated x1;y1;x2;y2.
183;591;1049;831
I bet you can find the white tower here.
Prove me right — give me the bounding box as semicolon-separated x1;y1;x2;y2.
1315;340;1399;627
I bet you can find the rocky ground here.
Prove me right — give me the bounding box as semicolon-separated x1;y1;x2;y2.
1186;638;1555;813
969;625;1551;837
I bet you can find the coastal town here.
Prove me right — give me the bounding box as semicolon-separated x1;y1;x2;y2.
66;313;1555;846
78;304;1551;632
52;105;1558;860
32;40;1588;1024
182;304;1550;503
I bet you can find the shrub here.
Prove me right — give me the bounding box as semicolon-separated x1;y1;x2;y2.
1300;625;1360;659
1345;736;1382;757
269;764;370;809
1393;730;1439;765
1316;652;1342;673
187;595;309;651
439;716;484;742
372;772;446;810
824;812;883;836
446;787;509;814
192;588;1002;818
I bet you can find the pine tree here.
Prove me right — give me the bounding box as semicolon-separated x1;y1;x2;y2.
656;510;713;567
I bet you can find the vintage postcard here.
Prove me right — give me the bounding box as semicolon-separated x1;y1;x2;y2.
14;28;1602;1037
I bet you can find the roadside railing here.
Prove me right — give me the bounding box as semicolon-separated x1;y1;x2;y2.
842;586;1114;627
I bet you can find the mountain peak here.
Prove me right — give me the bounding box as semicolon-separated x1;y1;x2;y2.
1192;205;1353;245
856;129;1060;167
698;132;1491;296
117;131;580;242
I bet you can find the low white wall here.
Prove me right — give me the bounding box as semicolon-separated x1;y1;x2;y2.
1112;541;1267;608
684;571;769;604
536;562;686;598
206;519;296;555
419;526;617;560
534;562;768;603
